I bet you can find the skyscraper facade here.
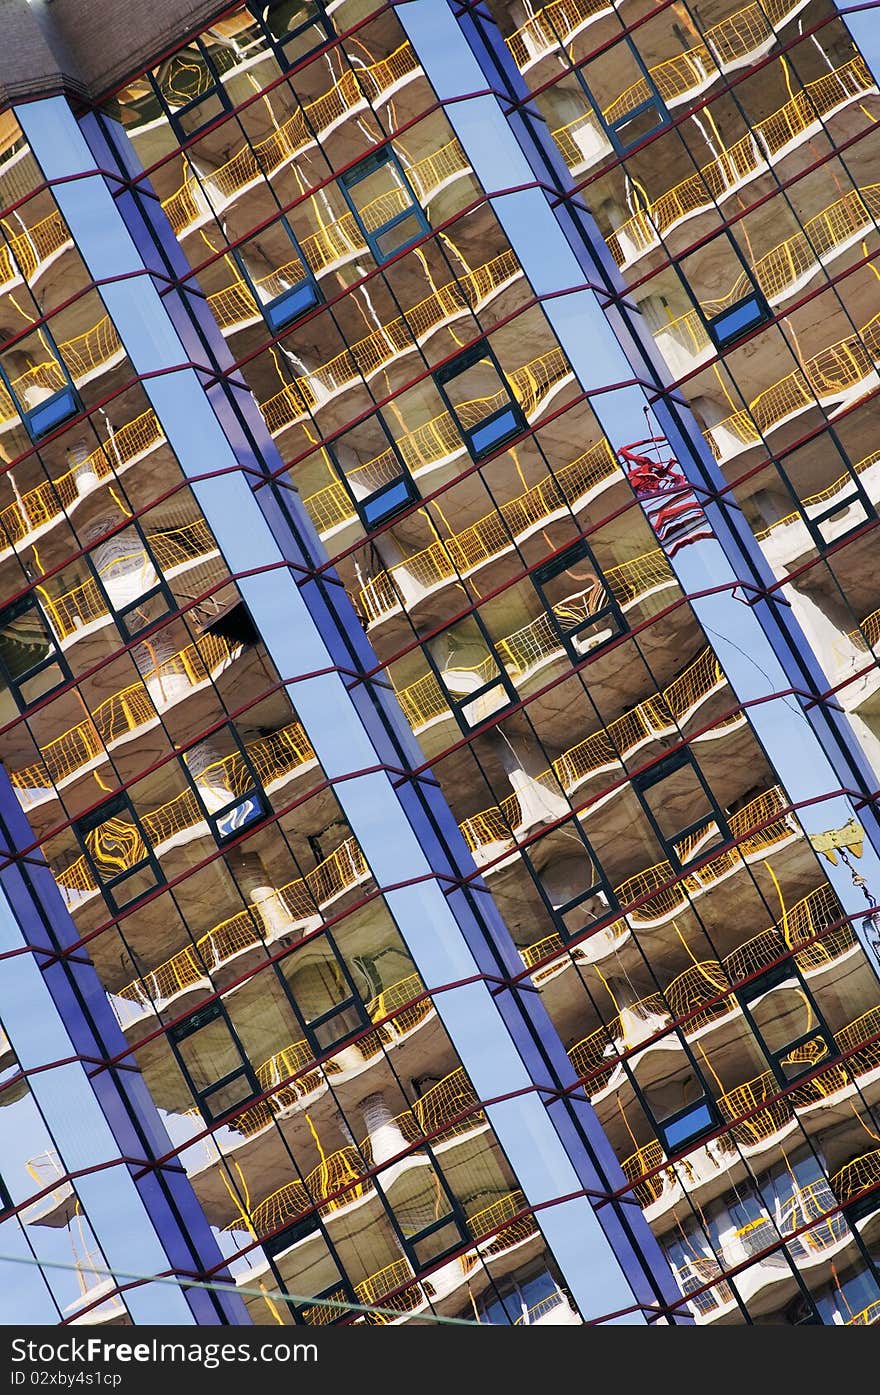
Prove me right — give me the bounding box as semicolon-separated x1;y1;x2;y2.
1;0;880;1327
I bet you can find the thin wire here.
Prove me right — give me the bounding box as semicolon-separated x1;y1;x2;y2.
0;1251;481;1327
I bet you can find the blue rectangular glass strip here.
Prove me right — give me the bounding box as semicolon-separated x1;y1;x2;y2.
264;279;320;332
710;294;768;346
25;387;79;439
469;404;521;456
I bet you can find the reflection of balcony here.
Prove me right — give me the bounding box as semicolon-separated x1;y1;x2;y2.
457;647;734;861
232;976;439;1136
237;1185;537;1326
507;0;807;76
260;287;566;441
0;316;126;435
0;411;165;556
364;536;671;631
756;450;880;557
605;58;876;266
54;717;316;908
161;43;424;235
571;883;861;1107
110;831;370;1023
703;307;880;463
35;516;219;647
0;210;72;291
231;1069;484;1238
20;1149;76;1226
64;1248;127;1326
11;632;242;811
847;1299;880;1325
356;439;618;618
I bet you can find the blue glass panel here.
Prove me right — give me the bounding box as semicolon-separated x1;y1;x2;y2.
264;278;320;331
362;475;414;525
25;387;79;439
469;404;521;456
661;1101;714;1151
214;794;263;839
710;294;768;346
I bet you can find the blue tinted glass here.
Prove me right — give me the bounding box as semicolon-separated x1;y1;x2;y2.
26;387;78;439
711;295;766;345
215;795;262;839
469;405;520;456
362;476;413;525
264;279;320;332
662;1101;713;1150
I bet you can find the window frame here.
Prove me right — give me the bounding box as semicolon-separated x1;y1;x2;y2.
521;816;619;945
0;591;71;715
338;146;430;266
433;340;527;462
423;608;520;736
625;1030;721;1153
167;1000;261;1125
0;329;82;443
232;214;323;333
73;789;164;915
150;37;234;143
181;722;270;847
87;517;179;644
279;930;373;1060
735;960;837;1089
531;537;627;663
631;747;730;873
327;414;420;530
247;0;334;72
575;34;670;155
676;231;772;351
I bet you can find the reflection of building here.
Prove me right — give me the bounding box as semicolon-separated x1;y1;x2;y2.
0;0;880;1328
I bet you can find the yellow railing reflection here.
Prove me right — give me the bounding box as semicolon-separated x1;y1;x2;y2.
113;832;368;1010
0;314;125;429
233;973;437;1137
705;307;880;459
507;0;804;73
706;184;880;314
0;410;164;551
11;631;240;806
604;58;875;262
457;646;726;854
847;1300;880;1325
0;209;71;287
831;1146;880;1206
356;438;618;619
35;515;218;642
757;449;880;545
58;716;318;902
566;880;858;1106
229;1071;497;1243
162;46;450;236
260;284;561;439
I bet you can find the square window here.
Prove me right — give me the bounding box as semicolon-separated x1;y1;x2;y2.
0;594;69;713
169;1001;259;1124
75;792;162;913
339;148;429;265
0;330;81;442
182;727;269;846
324;413;419;531
633;750;726;870
427;614;518;733
434;342;527;461
151;43;231;141
638;1049;718;1152
90;522;176;642
233;217;322;334
737;963;836;1088
707;293;770;349
532;539;625;660
522;818;617;942
576;37;669;155
250;0;333;68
